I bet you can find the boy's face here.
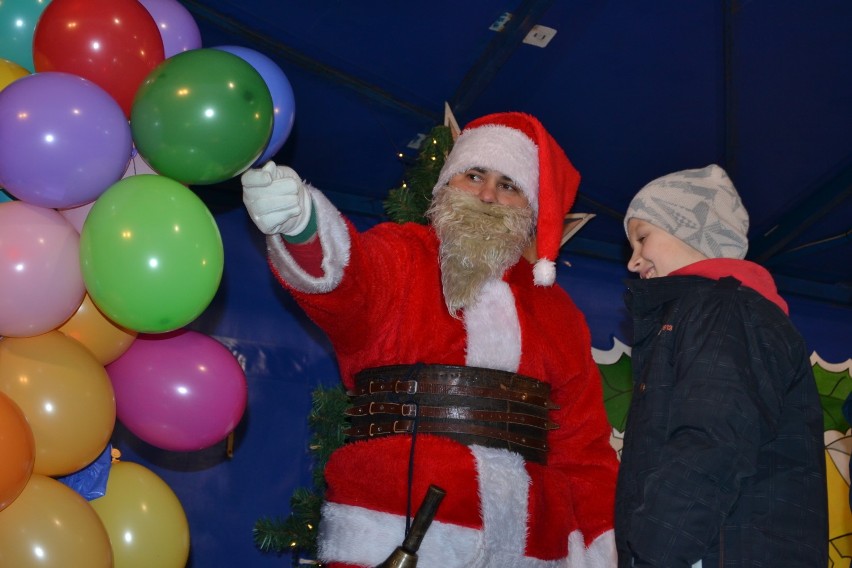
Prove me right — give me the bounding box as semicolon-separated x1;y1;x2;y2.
626;218;707;278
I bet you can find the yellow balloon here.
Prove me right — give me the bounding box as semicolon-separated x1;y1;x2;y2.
59;294;137;365
0;474;113;567
90;461;190;568
0;332;116;476
0;58;29;92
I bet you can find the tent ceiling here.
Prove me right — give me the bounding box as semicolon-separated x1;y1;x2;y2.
182;0;852;305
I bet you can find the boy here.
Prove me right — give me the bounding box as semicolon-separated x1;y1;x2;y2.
615;164;828;567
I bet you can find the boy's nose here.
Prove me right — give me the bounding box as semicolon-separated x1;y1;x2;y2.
627;250;643;272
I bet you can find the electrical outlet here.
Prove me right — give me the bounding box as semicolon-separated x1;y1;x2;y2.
523;25;557;48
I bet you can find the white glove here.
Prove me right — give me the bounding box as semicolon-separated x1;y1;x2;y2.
242;161;313;236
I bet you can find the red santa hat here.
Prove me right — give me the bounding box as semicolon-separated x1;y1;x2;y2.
433;112;581;286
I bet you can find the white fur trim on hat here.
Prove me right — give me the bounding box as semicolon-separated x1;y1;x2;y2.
433;124;540;214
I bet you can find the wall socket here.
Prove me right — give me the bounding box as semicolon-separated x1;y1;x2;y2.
523;25;557;48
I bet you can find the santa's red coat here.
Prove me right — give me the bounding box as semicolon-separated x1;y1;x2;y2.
266;190;618;567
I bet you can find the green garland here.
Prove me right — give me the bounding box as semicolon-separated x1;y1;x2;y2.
252;384;350;564
383;124;454;224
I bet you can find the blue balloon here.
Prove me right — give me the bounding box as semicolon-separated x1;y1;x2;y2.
213;45;296;165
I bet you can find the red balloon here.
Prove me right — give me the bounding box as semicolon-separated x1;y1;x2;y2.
32;0;165;118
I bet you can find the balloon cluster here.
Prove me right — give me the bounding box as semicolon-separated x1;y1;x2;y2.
0;0;293;565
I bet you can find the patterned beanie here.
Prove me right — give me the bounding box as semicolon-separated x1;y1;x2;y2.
623;164;749;259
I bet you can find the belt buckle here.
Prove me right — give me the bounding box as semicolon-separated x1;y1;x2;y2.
401;403;417;417
395;379;417;394
368;401;393;415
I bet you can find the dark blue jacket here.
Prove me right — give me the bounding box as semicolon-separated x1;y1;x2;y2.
615;265;827;567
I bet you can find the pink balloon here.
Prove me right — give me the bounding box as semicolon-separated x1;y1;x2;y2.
106;329;247;452
138;0;202;58
0;202;85;337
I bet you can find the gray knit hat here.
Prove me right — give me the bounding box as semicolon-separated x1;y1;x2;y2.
624;164;749;259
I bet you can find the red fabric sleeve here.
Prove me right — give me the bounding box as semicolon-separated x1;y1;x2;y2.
283;234;324;277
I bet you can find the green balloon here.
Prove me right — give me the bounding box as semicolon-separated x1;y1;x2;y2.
130;48;274;185
79;175;225;333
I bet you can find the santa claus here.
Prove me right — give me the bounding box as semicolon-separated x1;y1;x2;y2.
242;112;618;567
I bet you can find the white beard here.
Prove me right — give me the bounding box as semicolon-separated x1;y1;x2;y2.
427;186;534;317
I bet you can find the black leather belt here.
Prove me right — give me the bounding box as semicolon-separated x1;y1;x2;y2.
343;364;559;464
346;401;557;430
344;420;550;453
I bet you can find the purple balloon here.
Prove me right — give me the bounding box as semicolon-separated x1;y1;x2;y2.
213;45;296;165
138;0;202;58
106;329;248;452
0;72;132;209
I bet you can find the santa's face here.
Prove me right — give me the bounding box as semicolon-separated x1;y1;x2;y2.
427;182;534;316
446;168;530;209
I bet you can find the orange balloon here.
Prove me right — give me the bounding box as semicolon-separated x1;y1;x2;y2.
0;332;116;476
59;293;137;365
0;391;34;511
0;58;29;92
91;461;190;568
0;474;113;567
